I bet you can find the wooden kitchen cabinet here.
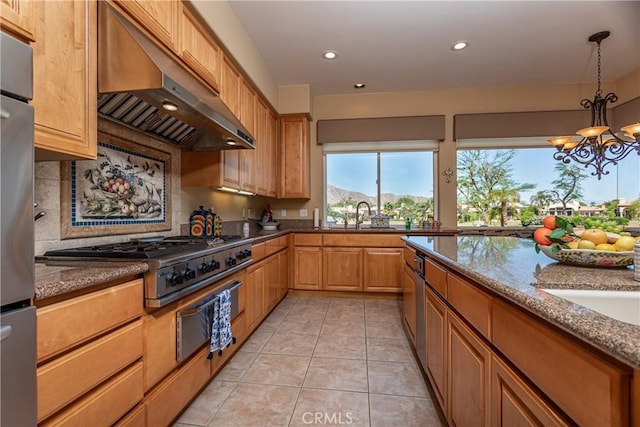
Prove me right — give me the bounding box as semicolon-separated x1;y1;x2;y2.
240;79;256;193
279;248;290;295
267;110;279;197
255;97;270;196
363;247;403;292
113;0;178;53
293;246;322;290
492;356;569;427
264;254;280;313
323;247;363;291
425;286;447;410
179;2;222;92
278;113;311;199
1;0;35;41
181;150;242;191
447;310;491;427
32;0;97;160
402;261;416;344
220;53;241;119
245;261;265;331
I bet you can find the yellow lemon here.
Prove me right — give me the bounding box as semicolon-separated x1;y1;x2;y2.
577;240;596;250
613;236;636;252
581;229;608;245
595;243;616;252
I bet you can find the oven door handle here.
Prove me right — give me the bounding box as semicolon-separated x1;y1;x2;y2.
179;297;218;317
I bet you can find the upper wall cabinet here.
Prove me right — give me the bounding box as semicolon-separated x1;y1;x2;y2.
112;0;178;53
279;114;311;199
220;54;241;121
179;3;221;92
1;0;35;41
32;0;97;160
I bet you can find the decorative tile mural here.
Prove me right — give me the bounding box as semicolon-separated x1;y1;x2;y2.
61;131;172;239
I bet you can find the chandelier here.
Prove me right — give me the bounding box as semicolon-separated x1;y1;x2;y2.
548;31;640;179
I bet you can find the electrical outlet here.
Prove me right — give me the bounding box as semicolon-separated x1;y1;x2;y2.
241;208;246;218
300;209;308;217
280;209;287;217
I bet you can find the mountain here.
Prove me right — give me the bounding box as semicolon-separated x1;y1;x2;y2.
327;185;432;206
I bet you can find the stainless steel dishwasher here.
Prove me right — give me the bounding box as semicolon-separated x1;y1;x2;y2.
414;253;426;370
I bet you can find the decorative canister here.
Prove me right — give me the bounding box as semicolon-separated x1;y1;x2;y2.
634;241;640;282
189;206;208;237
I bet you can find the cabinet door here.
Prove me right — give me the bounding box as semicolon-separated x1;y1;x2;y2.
278;114;310;199
267;111;279;197
323;248;363;291
447;311;491;427
264;254;279;313
181;151;223;187
1;0;35;41
220;54;241;119
364;248;403;292
402;262;416;344
179;4;221;91
245;263;265;330
221;150;241;190
279;248;290;296
32;0;96;160
240;80;256;193
255;98;269;196
114;0;178;52
492;356;569;427
425;287;447;410
293;247;322;290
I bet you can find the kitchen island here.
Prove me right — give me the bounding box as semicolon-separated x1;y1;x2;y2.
403;234;639;426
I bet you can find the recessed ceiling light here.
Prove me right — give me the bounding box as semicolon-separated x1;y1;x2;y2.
354;83;365;89
162;101;178;111
322;50;338;60
451;41;469;51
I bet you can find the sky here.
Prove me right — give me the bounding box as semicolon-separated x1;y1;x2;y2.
326;149;640;206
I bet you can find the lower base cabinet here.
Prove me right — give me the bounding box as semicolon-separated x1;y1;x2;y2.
401;262;416;344
425;287;446;410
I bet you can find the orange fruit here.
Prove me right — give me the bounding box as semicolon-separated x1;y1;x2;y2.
542;215;557;230
533;227;553;245
580;229;608;245
567;240;579;249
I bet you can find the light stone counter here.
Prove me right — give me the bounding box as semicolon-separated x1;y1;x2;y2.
402;235;640;369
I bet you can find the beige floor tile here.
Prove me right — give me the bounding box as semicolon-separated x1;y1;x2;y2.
326;306;365;321
304;357;368;392
321;318;366;337
278;317;324;335
367;338;415;363
365;309;403;324
259;312;287;330
215;351;259;382
369;393;446;427
262;332;319;356
241;354;310;387
329;297;364;308
289;389;370;427
295;296;332;306
285;304;328;320
313;334;366;360
209;383;299;427
368;361;428;397
240;328;274;353
365;320;406;339
364;298;401;309
174;378;237;426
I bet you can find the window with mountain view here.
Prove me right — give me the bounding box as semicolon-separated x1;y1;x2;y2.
325;151;434;227
456;146;640;228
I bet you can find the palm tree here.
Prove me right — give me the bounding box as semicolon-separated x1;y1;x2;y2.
489;183;536;226
530;191;553;214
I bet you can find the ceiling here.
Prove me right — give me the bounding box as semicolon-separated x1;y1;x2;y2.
226;1;640;96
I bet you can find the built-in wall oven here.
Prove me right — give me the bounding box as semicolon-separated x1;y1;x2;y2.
0;31;37;426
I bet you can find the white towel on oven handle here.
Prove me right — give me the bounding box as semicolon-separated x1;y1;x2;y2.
208;289;232;358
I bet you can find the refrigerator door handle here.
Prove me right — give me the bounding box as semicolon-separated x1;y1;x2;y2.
0;325;12;342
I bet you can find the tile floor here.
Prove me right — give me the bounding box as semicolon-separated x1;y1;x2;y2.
173;295;447;427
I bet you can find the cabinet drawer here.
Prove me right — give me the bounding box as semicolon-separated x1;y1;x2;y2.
37;279;143;362
403;245;416;266
294;233;322;246
425;258;447;297
252;242;266;262
447;273;491;339
493;300;630;426
38;320;143;421
265;237;279;256
278;235;290;249
323;233;402;247
40;361;143;427
114;404;145;427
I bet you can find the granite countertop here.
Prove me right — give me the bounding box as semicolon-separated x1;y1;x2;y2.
35;260;148;302
402;235;640;369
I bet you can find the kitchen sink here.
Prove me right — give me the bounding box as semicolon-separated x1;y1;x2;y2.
541;288;640;326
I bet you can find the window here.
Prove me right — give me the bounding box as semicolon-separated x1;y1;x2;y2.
456;139;640;227
325;150;434;227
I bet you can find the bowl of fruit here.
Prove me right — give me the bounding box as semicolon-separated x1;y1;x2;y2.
534;216;636;268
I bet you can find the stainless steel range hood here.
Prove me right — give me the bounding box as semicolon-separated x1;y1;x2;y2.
98;2;255;150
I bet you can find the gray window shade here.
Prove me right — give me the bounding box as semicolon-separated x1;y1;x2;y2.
453;110;593;139
613;97;640;131
317;115;445;143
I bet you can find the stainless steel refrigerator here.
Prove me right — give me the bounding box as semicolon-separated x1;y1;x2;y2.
0;31;37;426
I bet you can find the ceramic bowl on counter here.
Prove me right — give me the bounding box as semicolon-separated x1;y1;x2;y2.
258;221;280;231
539;245;633;268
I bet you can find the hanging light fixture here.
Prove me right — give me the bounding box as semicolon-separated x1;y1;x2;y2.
548;31;640;180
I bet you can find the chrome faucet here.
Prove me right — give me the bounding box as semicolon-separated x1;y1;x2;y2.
355;201;372;230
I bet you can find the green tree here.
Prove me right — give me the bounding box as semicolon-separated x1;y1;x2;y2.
529;190;553;214
548;163;588;215
382;202;394;216
458;150;534;224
